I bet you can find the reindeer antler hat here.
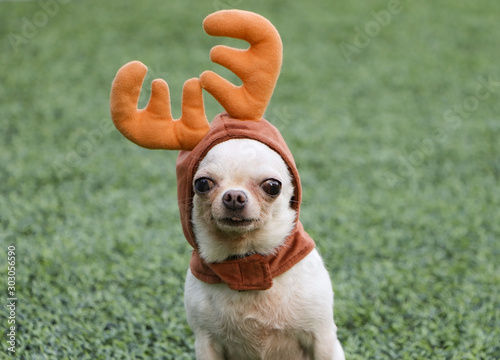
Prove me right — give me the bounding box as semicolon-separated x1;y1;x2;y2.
110;10;315;291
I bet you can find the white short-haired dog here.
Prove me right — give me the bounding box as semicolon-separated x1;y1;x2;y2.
184;138;345;359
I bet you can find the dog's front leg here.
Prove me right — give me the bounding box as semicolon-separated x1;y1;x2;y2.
194;333;225;360
313;332;345;360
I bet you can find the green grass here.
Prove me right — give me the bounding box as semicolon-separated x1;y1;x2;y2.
1;0;499;358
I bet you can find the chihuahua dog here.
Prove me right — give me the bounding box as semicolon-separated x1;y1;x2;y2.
109;9;346;360
185;139;345;360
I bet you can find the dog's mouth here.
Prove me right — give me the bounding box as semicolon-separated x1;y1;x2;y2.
214;216;259;229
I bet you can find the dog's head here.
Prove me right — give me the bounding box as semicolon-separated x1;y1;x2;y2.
191;138;296;263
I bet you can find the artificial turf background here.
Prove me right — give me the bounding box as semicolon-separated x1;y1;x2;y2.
1;0;499;358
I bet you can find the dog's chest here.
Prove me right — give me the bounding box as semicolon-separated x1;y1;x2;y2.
198;277;312;358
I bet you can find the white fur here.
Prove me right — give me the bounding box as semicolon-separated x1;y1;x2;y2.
185;139;345;359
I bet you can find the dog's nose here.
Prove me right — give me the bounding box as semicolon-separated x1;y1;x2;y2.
222;190;247;210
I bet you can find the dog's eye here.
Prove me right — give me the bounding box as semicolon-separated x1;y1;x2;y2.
194;178;214;194
261;179;282;197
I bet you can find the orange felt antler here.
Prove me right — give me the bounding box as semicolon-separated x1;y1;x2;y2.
110;61;210;150
200;10;283;121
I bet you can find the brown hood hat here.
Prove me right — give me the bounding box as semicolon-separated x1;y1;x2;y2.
176;113;315;290
110;10;314;290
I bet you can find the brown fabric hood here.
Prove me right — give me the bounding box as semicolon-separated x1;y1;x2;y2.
176;113;315;291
